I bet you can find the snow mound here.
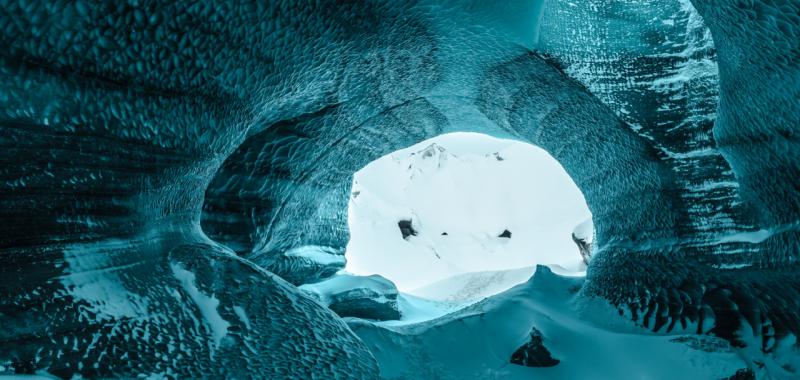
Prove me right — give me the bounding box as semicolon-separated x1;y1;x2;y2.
349;266;749;379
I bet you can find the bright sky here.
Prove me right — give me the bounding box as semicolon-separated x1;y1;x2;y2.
344;132;591;291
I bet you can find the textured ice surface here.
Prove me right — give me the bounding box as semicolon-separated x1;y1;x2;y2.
0;0;798;377
535;0;800;360
3;241;378;378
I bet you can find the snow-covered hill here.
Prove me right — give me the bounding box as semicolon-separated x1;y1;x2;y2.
345;133;592;295
349;266;753;380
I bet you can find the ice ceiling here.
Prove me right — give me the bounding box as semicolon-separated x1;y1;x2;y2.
0;0;798;378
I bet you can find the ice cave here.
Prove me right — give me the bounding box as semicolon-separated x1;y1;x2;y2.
0;0;799;379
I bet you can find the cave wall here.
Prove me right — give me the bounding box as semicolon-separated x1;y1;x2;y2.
202;99;448;284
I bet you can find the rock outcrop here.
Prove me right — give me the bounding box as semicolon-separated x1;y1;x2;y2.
510;327;560;368
571;219;594;266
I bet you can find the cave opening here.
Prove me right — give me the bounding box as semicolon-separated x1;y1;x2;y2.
329;132;593;322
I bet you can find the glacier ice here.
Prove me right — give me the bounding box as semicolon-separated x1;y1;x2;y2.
0;0;798;378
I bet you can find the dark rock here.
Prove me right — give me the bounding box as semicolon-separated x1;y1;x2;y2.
398;219;418;240
722;368;755;380
499;229;512;238
510;327;559;367
571;219;594;266
571;233;592;266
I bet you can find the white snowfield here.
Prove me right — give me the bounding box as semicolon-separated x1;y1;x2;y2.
572;218;594;243
349;266;755;380
345;133;592;299
409;266;537;303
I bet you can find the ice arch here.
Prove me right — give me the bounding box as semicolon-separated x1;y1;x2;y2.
200;50;682;289
0;0;797;377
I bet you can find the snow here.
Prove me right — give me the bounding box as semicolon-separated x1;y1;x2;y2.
409;266;537;303
714;229;773;245
571;218;594;243
232;305;252;330
283;245;346;266
170;263;230;348
375;293;462;327
345;132;592;296
349;266;750;379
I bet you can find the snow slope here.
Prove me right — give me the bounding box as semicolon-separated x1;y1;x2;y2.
345;133;592;293
349;266;751;380
408;266;537;303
